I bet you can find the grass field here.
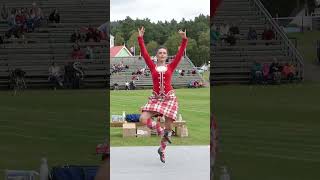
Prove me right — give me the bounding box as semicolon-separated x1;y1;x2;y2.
110;88;210;146
213;83;320;180
288;31;320;63
0;90;107;179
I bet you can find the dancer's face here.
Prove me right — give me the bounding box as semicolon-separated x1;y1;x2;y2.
156;48;168;64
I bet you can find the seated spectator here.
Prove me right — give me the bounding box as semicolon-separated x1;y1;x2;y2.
220;23;230;37
10;68;27;90
282;63;296;82
130;81;136;90
29;4;44;28
70;29;82;43
262;25;275;43
71;43;84;60
85;46;93;59
15;9;25;27
247;26;257;41
269;58;281;84
262;63;270;82
49;62;63;89
64;62;75;89
98;22;108;40
229;23;240;35
251;61;263;84
113;83;119;90
1;4;8;21
225;33;236;46
211;25;220;46
49;9;60;23
192;69;197;75
8;9;17;28
125;81;130;90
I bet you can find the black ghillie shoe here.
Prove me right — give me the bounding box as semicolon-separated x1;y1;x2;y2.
163;131;172;144
158;147;165;163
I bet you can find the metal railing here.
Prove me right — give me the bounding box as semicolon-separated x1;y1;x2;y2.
249;0;305;80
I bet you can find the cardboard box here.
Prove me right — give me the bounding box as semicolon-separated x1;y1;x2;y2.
123;123;136;137
136;125;151;137
176;125;188;137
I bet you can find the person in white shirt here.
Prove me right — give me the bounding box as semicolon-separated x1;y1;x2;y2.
49;62;63;89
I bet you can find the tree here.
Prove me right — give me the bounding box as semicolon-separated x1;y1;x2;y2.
127;32;140;56
164;33;181;56
146;40;159;55
114;32;125;46
198;29;210;47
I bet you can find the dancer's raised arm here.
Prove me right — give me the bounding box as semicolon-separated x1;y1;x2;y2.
169;29;188;70
137;26;155;69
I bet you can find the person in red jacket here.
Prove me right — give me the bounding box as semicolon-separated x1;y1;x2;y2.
137;26;188;163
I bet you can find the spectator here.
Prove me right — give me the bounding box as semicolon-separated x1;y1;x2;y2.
211;25;220;46
225;33;236;46
70;29;82;43
125;81;130;90
49;9;60;23
191;69;196;75
31;2;44;26
98;22;108;40
269;58;281;84
282;63;295;82
64;62;75;89
85;45;93;59
262;63;270;83
1;4;8;21
113;83;119;90
247;26;257;41
220;23;230;37
49;62;63;89
71;43;84;60
229;23;240;35
262;25;275;43
8;9;17;28
130;81;136;90
251;61;263;84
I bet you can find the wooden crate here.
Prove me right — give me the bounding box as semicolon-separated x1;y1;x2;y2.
122;123;136;137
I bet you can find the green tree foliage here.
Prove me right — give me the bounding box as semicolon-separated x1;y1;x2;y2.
111;14;210;66
114;32;124;46
146;40;159;55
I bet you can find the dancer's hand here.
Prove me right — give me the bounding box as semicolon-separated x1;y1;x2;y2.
138;26;145;37
179;29;187;39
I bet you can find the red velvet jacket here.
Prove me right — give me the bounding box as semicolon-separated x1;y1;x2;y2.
138;36;188;95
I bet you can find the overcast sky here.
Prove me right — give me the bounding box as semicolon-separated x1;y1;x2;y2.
110;0;210;22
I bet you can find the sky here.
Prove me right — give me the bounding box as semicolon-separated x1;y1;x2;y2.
110;0;210;22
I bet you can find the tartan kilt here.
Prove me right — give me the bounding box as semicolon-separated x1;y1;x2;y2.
141;91;178;120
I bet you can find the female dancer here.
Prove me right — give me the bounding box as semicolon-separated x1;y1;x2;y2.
137;26;188;163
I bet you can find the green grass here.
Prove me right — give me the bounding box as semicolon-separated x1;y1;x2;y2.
110;88;210;146
0;90;107;178
288;31;320;63
213;83;320;180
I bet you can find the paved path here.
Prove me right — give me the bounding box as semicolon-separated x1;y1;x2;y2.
111;146;210;180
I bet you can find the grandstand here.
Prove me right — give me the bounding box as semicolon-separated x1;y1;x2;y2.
0;0;108;89
212;0;304;84
110;56;205;89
